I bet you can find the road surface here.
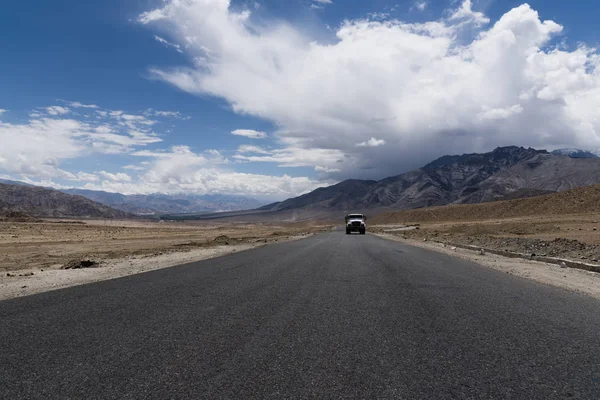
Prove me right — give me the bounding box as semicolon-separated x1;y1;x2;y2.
2;232;600;399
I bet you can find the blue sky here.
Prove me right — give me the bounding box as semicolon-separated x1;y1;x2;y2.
1;0;600;200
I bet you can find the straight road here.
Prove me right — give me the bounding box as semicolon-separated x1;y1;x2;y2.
2;232;600;399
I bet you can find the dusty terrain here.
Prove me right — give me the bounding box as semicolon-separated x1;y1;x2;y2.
372;214;600;263
376;234;600;300
0;218;332;299
371;184;600;263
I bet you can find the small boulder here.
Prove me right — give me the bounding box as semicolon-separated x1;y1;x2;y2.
62;260;99;270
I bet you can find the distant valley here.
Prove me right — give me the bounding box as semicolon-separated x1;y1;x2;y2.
61;189;264;215
2;145;600;220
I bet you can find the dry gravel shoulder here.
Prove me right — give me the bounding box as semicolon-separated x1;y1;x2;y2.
375;233;600;300
0;219;331;300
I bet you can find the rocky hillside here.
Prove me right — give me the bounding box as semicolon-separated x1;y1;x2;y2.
370;184;600;224
260;146;600;213
0;183;134;219
458;154;600;204
62;189;263;215
551;149;598;158
259;180;377;212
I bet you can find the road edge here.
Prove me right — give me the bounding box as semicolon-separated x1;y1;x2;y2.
374;233;600;300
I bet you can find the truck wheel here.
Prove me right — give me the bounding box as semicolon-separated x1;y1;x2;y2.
360;230;366;235
346;230;350;235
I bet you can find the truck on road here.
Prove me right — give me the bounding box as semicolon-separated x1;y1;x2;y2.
345;214;367;235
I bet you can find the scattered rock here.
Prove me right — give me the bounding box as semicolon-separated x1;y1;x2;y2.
213;235;233;245
478;249;486;255
451;246;457;251
61;260;100;270
19;272;34;277
6;272;15;277
560;262;568;268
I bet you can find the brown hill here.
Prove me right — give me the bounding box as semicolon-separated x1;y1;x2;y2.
371;184;600;224
0;183;134;219
260;147;600;214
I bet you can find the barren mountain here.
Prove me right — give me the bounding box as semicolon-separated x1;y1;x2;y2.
259;180;377;212
62;189;263;215
261;146;600;214
0;183;134;219
458;154;600;204
370;183;600;224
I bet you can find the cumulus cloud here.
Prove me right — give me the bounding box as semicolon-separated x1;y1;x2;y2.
65;101;99;109
83;145;328;198
0;109;7;116
99;171;132;182
138;0;600;180
315;165;341;173
0;105;164;180
231;129;268;139
45;106;70;116
234;146;345;168
412;1;427;12
356;137;386;147
0;102;323;199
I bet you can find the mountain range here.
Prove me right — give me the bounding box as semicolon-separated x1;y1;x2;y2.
0;183;133;219
61;189;263;215
550;149;599;158
259;146;600;215
2;145;600;219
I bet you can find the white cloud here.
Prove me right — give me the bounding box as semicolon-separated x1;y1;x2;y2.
238;144;270;154
99;171;132;182
139;0;600;180
144;108;188;119
0;109;7;116
311;0;332;9
66;101;99;109
478;104;524;120
231;129;268;139
45;106;70;116
87;145;328;199
123;164;147;171
154;35;184;53
412;1;427;12
75;172;99;182
449;0;490;27
233;147;344;168
315;165;341;173
0;104;167;180
356;137;386;147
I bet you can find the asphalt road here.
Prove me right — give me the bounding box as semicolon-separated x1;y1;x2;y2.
2;232;600;399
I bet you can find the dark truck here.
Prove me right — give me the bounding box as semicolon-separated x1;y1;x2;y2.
345;214;366;235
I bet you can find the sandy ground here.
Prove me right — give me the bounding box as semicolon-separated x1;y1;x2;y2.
372;213;600;261
0;219;331;300
376;233;600;300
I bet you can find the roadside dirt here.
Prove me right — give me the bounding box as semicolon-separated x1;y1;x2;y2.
376;233;600;300
372;214;600;263
0;219;331;300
